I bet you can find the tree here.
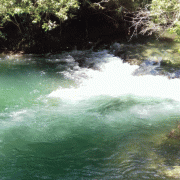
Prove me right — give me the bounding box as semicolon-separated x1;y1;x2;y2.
129;0;180;40
150;0;180;34
0;0;79;33
0;0;79;51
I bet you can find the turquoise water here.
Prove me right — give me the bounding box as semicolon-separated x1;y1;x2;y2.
0;51;180;179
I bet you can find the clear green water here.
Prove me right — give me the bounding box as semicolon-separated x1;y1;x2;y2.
0;51;180;179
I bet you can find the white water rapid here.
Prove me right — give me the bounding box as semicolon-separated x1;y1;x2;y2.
48;50;180;102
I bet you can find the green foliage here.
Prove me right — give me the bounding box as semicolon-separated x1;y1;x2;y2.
150;0;180;39
0;0;79;32
0;0;151;52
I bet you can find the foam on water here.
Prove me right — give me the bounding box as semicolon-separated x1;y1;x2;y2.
48;52;180;102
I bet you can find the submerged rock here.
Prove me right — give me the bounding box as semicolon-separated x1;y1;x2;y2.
132;59;161;76
167;70;180;79
110;43;126;57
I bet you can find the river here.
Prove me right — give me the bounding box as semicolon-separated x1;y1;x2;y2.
0;49;180;179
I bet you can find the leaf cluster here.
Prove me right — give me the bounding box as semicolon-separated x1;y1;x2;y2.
0;0;79;32
150;0;180;38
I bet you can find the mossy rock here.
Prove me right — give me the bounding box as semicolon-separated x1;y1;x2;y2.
126;58;142;65
161;60;173;66
164;166;180;179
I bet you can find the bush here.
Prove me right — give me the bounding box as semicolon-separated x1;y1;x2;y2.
150;0;180;37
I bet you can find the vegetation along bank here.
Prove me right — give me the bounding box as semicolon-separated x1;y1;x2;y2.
1;0;180;54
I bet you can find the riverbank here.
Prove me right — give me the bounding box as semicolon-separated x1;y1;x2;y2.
1;28;180;79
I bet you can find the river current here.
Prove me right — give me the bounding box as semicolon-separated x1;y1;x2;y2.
0;50;180;179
